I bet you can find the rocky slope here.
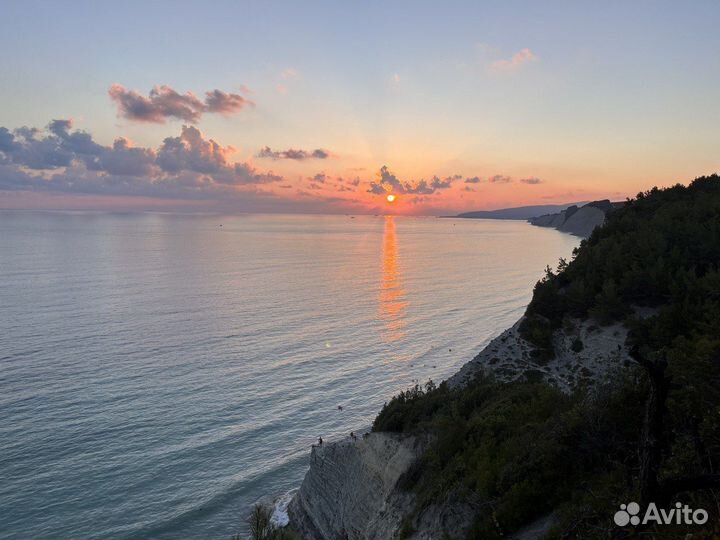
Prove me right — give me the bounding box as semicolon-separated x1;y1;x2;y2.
448;316;631;392
288;315;637;539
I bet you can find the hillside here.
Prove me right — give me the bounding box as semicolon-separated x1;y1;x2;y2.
452;203;587;221
528;200;624;237
288;175;720;540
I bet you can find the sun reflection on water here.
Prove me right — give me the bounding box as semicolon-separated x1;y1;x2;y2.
379;216;408;342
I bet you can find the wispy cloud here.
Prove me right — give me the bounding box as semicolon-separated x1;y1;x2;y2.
489;48;538;74
257;146;330;160
489;174;513;183
108;84;254;123
519;177;543;184
280;68;299;81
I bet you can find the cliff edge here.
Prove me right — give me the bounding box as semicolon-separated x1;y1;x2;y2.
288;433;420;540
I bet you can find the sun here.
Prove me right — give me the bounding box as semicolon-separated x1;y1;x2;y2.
386;194;396;203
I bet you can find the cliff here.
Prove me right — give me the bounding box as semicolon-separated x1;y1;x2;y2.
528;200;621;237
288;427;486;539
288;315;636;539
288;433;420;539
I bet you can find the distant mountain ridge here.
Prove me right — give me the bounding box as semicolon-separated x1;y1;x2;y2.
451;202;588;221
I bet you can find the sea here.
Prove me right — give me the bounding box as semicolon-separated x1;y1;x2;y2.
0;212;578;539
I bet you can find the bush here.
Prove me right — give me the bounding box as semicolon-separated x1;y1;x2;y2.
243;505;300;540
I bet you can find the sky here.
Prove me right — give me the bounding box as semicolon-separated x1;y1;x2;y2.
1;0;719;215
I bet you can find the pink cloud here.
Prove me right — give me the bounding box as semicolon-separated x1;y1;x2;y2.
490;48;538;73
204;90;253;115
280;68;299;80
109;84;253;123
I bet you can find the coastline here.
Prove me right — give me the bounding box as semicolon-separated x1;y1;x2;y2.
282;218;620;539
284;310;634;538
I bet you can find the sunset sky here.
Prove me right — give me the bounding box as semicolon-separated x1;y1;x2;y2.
1;1;719;215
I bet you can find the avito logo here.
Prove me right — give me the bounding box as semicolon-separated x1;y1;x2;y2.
614;501;708;527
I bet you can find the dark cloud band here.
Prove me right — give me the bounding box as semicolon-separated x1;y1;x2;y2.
0;120;281;200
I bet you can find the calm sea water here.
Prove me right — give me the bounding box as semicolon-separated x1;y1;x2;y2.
0;212;578;539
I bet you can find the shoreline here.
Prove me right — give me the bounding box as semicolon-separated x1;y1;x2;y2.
283;310;635;538
282;219;628;538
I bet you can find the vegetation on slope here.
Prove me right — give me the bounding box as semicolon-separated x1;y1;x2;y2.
374;176;720;539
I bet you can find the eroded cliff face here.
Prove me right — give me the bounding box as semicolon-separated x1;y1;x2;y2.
288;433;420;540
288;432;477;540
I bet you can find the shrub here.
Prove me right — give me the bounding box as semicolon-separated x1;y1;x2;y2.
243;504;300;540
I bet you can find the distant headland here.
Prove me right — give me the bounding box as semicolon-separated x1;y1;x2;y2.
448;199;623;237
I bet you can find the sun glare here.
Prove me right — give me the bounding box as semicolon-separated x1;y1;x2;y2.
386;194;396;203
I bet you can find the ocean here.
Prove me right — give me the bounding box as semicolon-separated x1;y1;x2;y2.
0;212;578;539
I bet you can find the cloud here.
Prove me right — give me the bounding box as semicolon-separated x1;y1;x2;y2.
4;122;79;169
157;125;232;174
257;146;331;160
490;48;538;73
366;166;459;196
367;182;387;195
464;176;482;184
108;84;253;123
280;68;299;80
430;176;454;190
489;174;513;184
519;177;543;185
0;128;16;154
87;138;156;177
204;90;253;115
0;120;282;199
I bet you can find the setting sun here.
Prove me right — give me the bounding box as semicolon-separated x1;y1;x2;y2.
386;194;396;203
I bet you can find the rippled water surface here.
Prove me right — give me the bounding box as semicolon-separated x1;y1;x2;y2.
0;212;578;539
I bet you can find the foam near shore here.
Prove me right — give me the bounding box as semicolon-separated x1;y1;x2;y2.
270;489;297;528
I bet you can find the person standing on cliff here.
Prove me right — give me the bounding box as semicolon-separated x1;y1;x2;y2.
318;436;323;446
